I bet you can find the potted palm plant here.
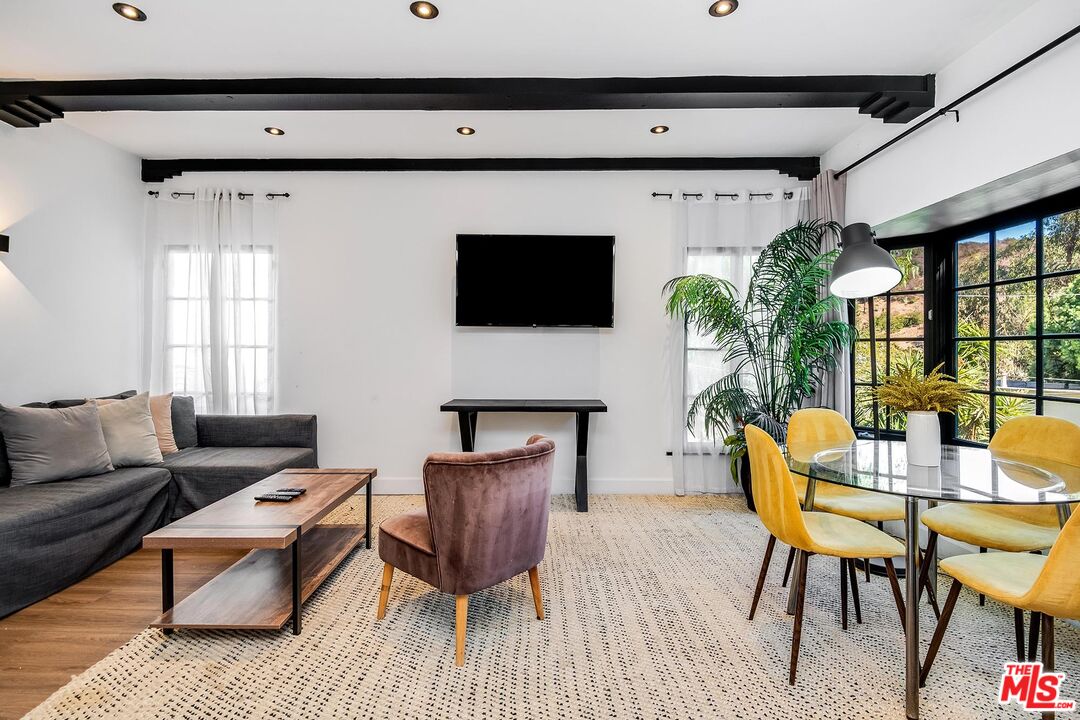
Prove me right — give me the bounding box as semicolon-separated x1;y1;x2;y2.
664;219;857;510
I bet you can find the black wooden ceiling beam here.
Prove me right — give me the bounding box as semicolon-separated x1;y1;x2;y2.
141;156;821;183
0;75;934;125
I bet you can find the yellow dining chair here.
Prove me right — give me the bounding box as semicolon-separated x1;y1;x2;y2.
783;409;910;616
921;506;1080;718
918;416;1080;657
745;424;908;684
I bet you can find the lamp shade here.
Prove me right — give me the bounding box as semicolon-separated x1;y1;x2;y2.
829;223;901;299
0;234;8;253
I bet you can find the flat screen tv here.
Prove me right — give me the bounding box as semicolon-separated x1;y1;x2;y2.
456;234;615;328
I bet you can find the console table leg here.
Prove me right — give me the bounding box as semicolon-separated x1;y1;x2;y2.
365;478;373;549
575;411;589;513
292;532;302;635
457;411;477;452
161;548;174;635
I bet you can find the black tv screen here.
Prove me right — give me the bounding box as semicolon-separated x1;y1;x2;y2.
456;234;615;328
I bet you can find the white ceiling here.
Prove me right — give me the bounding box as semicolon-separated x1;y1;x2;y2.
1;0;1034;80
65;108;865;159
2;0;1039;161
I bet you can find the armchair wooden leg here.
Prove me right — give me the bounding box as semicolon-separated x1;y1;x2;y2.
1028;611;1042;662
920;578;962;687
978;547;987;605
749;535;777;621
528;566;544;620
455;595;469;667
1014;608;1027;661
377;563;394;620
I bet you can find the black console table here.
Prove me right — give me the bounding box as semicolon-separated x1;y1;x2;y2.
439;399;607;512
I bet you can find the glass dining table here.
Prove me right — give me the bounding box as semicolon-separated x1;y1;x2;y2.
783;438;1080;720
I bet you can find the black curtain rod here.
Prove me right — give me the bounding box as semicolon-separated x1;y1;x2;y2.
146;191;291;200
836;23;1080;178
651;191;794;200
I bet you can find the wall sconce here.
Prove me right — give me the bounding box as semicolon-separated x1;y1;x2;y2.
0;234;8;253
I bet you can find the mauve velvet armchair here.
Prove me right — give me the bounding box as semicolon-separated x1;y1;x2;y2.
376;435;556;665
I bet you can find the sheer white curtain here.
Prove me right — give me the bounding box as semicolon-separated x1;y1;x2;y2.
665;187;809;494
806;170;852;418
143;189;279;414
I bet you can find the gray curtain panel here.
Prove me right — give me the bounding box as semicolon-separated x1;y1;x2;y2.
807;170;853;420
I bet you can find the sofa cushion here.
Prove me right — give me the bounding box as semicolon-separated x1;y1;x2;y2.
0;404;114;485
163;446;316;519
170;395;198;449
94;393;164;468
0;467;172;617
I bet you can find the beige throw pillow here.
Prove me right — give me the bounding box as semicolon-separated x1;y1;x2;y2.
149;393;179;455
93;393;164;467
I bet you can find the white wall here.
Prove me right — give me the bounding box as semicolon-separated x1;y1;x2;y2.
823;0;1080;227
0;122;144;404
159;170;799;494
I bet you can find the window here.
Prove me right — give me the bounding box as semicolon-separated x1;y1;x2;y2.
852;245;928;434
953;210;1080;443
165;245;276;414
683;248;758;443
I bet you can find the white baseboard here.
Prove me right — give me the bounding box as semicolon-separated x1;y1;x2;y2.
366;476;675;496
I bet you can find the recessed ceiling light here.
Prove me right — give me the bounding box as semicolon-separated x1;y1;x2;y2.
650;125;670;134
264;127;285;136
410;2;439;19
112;3;147;21
708;0;738;17
457;127;475;136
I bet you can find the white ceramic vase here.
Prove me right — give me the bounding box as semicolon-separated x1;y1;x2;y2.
906;410;941;467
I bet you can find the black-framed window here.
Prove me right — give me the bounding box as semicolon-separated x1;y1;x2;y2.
852;244;929;435
953;210;1080;443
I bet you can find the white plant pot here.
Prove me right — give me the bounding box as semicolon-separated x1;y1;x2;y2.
906;411;941;467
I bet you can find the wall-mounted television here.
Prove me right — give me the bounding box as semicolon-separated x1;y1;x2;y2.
456;234;615;328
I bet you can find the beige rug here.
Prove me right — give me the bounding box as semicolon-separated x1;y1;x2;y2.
24;495;1077;719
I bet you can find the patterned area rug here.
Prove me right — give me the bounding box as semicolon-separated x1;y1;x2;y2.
24;495;1078;719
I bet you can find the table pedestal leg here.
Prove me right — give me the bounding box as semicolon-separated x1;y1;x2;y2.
292;532;302;636
161;549;174;636
575;411;589;513
457;412;477;452
905;497;920;719
365;478;373;549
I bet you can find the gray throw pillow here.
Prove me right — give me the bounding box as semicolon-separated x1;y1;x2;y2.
0;404;114;484
171;395;198;449
93;393;164;468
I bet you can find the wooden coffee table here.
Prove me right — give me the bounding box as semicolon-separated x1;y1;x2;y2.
143;468;375;635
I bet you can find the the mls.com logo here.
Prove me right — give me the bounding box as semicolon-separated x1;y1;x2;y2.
999;662;1076;713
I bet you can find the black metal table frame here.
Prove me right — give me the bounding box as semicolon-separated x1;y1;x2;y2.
160;479;373;636
441;400;607;512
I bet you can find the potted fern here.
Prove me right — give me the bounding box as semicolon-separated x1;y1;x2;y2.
664;219;857;509
875;363;974;466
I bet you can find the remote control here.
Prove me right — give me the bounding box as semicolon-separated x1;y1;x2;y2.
255;493;295;502
276;487;306;495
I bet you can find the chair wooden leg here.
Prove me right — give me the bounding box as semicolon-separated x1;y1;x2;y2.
749;535;777;621
917;530;942;619
528;566;544;620
1014;608;1027;661
920;579;962;687
781;546;795;588
789;553;810;685
846;559;863;624
840;558;849;631
978;547;987;605
883;558;906;632
1041;614;1056;720
864;558;871;583
1028;611;1041;662
377;563;394;620
455;595;469;667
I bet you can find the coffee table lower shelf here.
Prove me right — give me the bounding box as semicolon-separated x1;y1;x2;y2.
151;524;365;631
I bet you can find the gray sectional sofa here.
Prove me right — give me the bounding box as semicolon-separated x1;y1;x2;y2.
0;392;318;618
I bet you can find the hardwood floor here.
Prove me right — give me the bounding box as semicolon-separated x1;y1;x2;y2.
0;547;244;720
